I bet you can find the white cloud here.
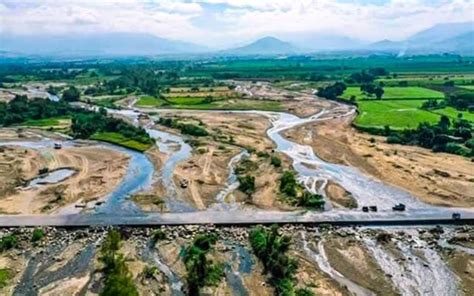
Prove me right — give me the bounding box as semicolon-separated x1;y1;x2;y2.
0;0;473;47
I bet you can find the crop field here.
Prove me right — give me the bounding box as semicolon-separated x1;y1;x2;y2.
341;86;445;100
136;96;168;107
91;132;153;152
355;99;474;129
169;98;283;111
355;100;441;129
376;73;474;87
459;85;474;90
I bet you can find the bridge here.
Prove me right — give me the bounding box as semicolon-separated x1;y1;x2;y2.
0;209;473;228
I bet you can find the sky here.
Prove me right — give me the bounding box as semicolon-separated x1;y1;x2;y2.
0;0;473;48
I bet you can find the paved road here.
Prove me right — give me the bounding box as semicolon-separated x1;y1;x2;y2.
1;209;473;227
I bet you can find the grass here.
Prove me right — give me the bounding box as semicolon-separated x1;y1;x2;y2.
430;107;474;123
170;99;283;111
459;85;474;90
22;116;71;127
355;100;441;129
91;132;153;152
342;86;444;100
0;269;11;288
136;95;168;107
166;97;207;105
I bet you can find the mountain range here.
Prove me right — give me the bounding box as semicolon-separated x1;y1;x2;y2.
1;22;473;57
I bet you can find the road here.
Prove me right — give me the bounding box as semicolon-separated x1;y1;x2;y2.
0;208;473;227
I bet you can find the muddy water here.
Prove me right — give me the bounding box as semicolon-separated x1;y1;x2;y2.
213;150;249;210
142;240;185;296
362;229;460;296
146;127;195;212
27;168;75;187
300;232;375;296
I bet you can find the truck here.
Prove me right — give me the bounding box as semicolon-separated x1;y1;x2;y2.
392;203;406;211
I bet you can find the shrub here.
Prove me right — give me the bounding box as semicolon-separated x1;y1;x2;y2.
270;155;282;167
31;228;45;242
238;175;255;196
0;235;18;252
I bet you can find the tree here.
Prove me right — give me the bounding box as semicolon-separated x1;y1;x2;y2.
374;86;384;99
62;86;81;102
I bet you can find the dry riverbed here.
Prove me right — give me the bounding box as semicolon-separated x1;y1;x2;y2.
284;113;474;208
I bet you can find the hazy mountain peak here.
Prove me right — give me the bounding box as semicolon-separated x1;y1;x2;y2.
223;36;296;55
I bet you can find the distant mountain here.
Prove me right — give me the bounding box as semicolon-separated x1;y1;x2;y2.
408;22;474;44
368;39;404;51
0;33;208;57
282;33;364;51
432;31;474;54
368;22;474;55
223;36;297;55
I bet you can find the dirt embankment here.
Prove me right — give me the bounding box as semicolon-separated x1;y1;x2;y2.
238;82;331;117
285;114;474;208
0;140;129;214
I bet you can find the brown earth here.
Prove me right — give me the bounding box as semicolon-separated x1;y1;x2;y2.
236;81;331;117
442;250;474;294
325;181;358;209
285;114;474;208
323;235;399;295
0;137;130;214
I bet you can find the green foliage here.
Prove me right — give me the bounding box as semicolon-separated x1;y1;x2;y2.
295;288;315;296
270;155;282;167
235;159;258;175
0;235;18;252
99;230;138;296
317;82;347;101
31;228;45;242
279;171;325;209
62;86;81;102
183;234;224;296
237;175;255;196
0;96;153;151
249;225;301;296
0;269;11;288
157;117;209;137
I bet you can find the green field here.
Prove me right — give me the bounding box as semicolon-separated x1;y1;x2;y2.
342;86;444;100
136;96;168;107
355;99;473;129
459;85;474;90
0;268;10;288
355;100;440;129
91;132;153;152
21;116;71;127
166;97;208;105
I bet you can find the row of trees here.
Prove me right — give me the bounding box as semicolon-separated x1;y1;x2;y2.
385;115;473;156
0;95;153;148
99;230;138;296
182;234;224;295
249;225;314;296
157;117;209;137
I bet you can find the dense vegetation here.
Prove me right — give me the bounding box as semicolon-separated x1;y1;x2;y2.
249;225;313;296
0;95;153;151
182;234;224;295
157;117;209;137
279;171;325;209
383;115;473;156
99;230;138;296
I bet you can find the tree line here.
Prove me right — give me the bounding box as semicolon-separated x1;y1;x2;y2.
0;95;153;149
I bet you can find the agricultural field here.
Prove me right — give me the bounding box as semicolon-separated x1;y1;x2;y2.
355;100;441;129
341;86;445;100
90;132;153;152
376;73;474;87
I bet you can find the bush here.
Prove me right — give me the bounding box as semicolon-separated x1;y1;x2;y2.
0;235;18;252
270;155;282;167
238;175;255;196
31;228;45;242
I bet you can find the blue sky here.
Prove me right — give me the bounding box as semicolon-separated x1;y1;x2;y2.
0;0;473;48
